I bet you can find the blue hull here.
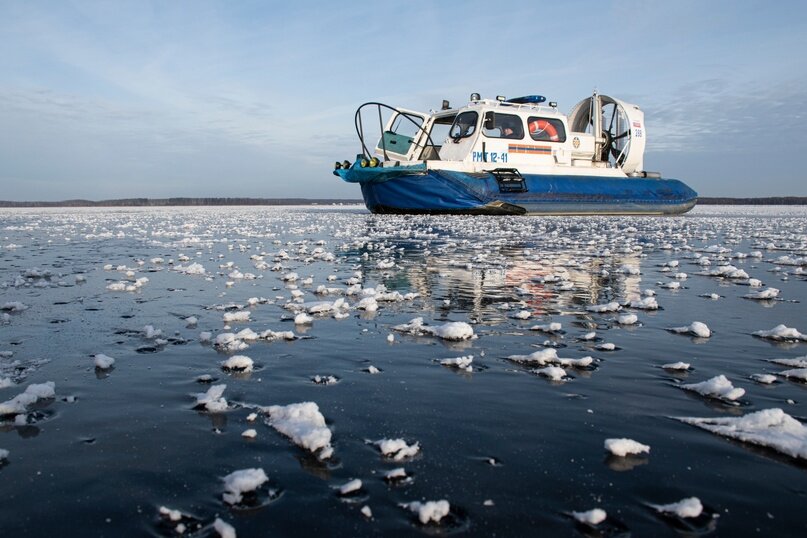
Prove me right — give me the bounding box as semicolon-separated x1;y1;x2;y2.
334;166;697;215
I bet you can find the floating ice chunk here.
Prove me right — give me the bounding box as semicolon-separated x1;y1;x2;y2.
242;429;257;439
747;278;763;287
384;467;408;481
508;348;560;366
175;262;206;275
779;368;807;382
294;313;313;325
752;324;806;341
581;332;597;341
361;505;373;519
572;508;607;525
374;438;420;460
440;355;473;371
366;365;380;374
0;302;28;312
629;296;659;310
387;334;394;343
223;311;250;322
682;375;745;401
668;321;711;338
194;384;228;412
143;325;162;339
93;354;115;369
617;314;638;325
514;310;532;320
677;408;807;459
662;361;690;371
587;302;621;313
214;333;249;352
661;281;680;290
530;322;562;333
392;317;475;340
0;377;13;389
535;366;566;381
0;449;8;460
158;506;182;522
596;343;616;351
338;478;362;495
770;356;807;368
200;331;212;343
259;329;296;341
402;500;450;525
708;265;749;279
744;288;779;300
213;518;236;538
264;402;333;456
604;438;650;457
281;272;298;282
246;412;258;422
185;316;198;327
0;381;56;415
222;468;269;505
651;497;703;518
221;355;253;372
751;373;777;384
312;375;339;385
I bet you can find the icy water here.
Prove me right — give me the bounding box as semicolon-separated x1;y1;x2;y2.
1;205;806;537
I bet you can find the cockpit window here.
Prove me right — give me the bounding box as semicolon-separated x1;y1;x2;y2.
527;116;566;142
449;111;479;140
482;112;524;139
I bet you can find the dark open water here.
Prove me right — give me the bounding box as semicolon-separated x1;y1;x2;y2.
1;205;806;537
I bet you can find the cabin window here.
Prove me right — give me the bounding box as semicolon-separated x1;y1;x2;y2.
421;114;455;160
482;112;524;139
377;112;424;155
527;116;566;142
449;111;478;140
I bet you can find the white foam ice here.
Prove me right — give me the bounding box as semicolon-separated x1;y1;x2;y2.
440;355;473;371
744;288;780;300
604;438;650;457
294;312;313;325
392;317;475;340
338;478;362;495
514;310;532;320
241;429;257;438
682;375;745;401
0;302;28;312
680;407;807;461
752;324;806;341
617;313;638;325
586;302;621;313
770;356;807;368
213;333;249;352
221;467;268;505
668;321;711;338
572;508;607;525
264;402;333;457
0;448;8;460
221;355;253;372
93;353;115;369
662;361;690;371
628;296;659;310
778;368;807;381
194;384;228;412
374;438;420;460
751;373;777;384
0;377;13;389
142;325;162;339
213;518;236;538
174;262;206;275
535;366;566;381
0;381;56;415
223;311;250;322
529;322;562;333
650;497;703;518
402;500;450;524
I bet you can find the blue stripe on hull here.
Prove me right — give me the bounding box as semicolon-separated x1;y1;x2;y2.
336;168;698;215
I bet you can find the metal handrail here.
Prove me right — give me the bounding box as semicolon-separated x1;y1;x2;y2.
354;102;439;162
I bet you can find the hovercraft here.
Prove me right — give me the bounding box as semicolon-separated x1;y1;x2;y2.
333;92;697;215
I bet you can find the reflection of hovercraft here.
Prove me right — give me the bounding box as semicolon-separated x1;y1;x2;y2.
334;91;697;215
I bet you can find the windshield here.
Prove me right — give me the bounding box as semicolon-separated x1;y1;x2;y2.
449;111;479;140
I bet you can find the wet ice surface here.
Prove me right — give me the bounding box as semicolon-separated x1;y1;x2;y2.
1;204;806;536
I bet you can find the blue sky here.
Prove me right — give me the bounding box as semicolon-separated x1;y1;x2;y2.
0;0;805;200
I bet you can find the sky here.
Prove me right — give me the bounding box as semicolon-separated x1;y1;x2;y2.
0;0;805;201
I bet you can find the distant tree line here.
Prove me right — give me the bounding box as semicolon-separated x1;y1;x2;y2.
696;197;807;205
0;198;364;208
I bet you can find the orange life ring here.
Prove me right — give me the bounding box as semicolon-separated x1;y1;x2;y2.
528;119;559;141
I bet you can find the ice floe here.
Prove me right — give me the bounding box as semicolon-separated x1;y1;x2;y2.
263;402;333;458
93;353;115;369
605;438;650;457
0;381;56;415
650;497;703;518
572;508;607;525
752;324;806;341
222;467;268;505
401;500;450;524
676;408;807;460
373;438;420;460
668;321;711;338
194;384;228;412
392;317;475;340
681;375;745;401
